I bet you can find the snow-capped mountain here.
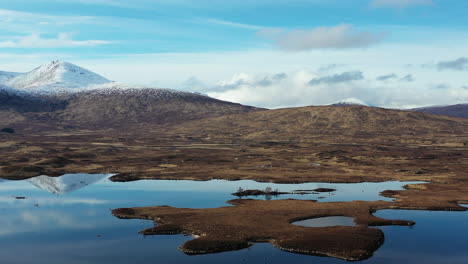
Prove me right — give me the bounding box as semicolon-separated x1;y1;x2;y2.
27;173;112;195
0;71;23;85
331;98;370;106
0;60;259;128
6;61;111;93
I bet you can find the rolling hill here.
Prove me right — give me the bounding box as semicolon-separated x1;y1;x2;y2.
412;104;468;119
169;105;468;140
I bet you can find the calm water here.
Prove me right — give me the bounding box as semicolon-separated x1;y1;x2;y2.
292;216;356;227
0;174;465;264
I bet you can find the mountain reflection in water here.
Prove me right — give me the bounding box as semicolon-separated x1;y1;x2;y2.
27;173;111;195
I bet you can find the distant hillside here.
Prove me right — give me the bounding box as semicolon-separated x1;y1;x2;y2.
0;88;259;129
2;60;468;135
412;104;468;119
171;105;468;140
0;85;67;113
49;86;260;127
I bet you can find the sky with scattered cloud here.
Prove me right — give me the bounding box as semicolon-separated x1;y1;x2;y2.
0;0;468;108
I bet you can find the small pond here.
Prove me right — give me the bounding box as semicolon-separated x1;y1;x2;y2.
292;216;356;227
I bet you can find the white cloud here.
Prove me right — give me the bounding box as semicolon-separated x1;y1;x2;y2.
377;73;414;82
195;18;263;30
181;76;207;91
11;0;345;9
206;69;468;109
370;0;433;9
256;28;285;38
0;9;97;30
0;33;111;48
377;73;398;81
309;71;364;85
0;8;169;35
2;0;139;9
0;8;219;44
206;70;377;108
0;210;95;236
259;24;385;51
208;70;318;108
437;57;468;71
0;197;110;206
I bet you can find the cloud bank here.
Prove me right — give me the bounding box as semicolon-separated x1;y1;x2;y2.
377;73;414;82
259;24;384;51
177;66;467;109
437;57;468;71
309;71;364;86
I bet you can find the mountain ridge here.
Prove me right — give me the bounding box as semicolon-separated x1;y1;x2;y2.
412;104;468;119
168;105;468;140
49;86;260;127
1;60;467;133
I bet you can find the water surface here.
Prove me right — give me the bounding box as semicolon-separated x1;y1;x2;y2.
0;174;464;264
292;216;356;227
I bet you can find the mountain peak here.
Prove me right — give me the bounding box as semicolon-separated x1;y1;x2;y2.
6;60;111;93
46;60;71;69
331;98;370;106
46;60;82;69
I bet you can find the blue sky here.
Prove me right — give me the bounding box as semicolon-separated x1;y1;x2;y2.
1;0;468;108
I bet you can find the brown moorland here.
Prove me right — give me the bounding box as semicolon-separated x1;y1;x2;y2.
2;105;468;260
2;106;468;184
112;197;466;261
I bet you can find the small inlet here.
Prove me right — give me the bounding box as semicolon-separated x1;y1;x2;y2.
292;216;356;227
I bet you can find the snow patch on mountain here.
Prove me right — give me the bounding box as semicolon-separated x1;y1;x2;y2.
331;98;370;106
0;71;23;85
6;61;111;93
27;173;112;195
86;82;147;91
86;82;213;99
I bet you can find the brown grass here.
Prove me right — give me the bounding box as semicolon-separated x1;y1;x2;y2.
112;197;466;261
